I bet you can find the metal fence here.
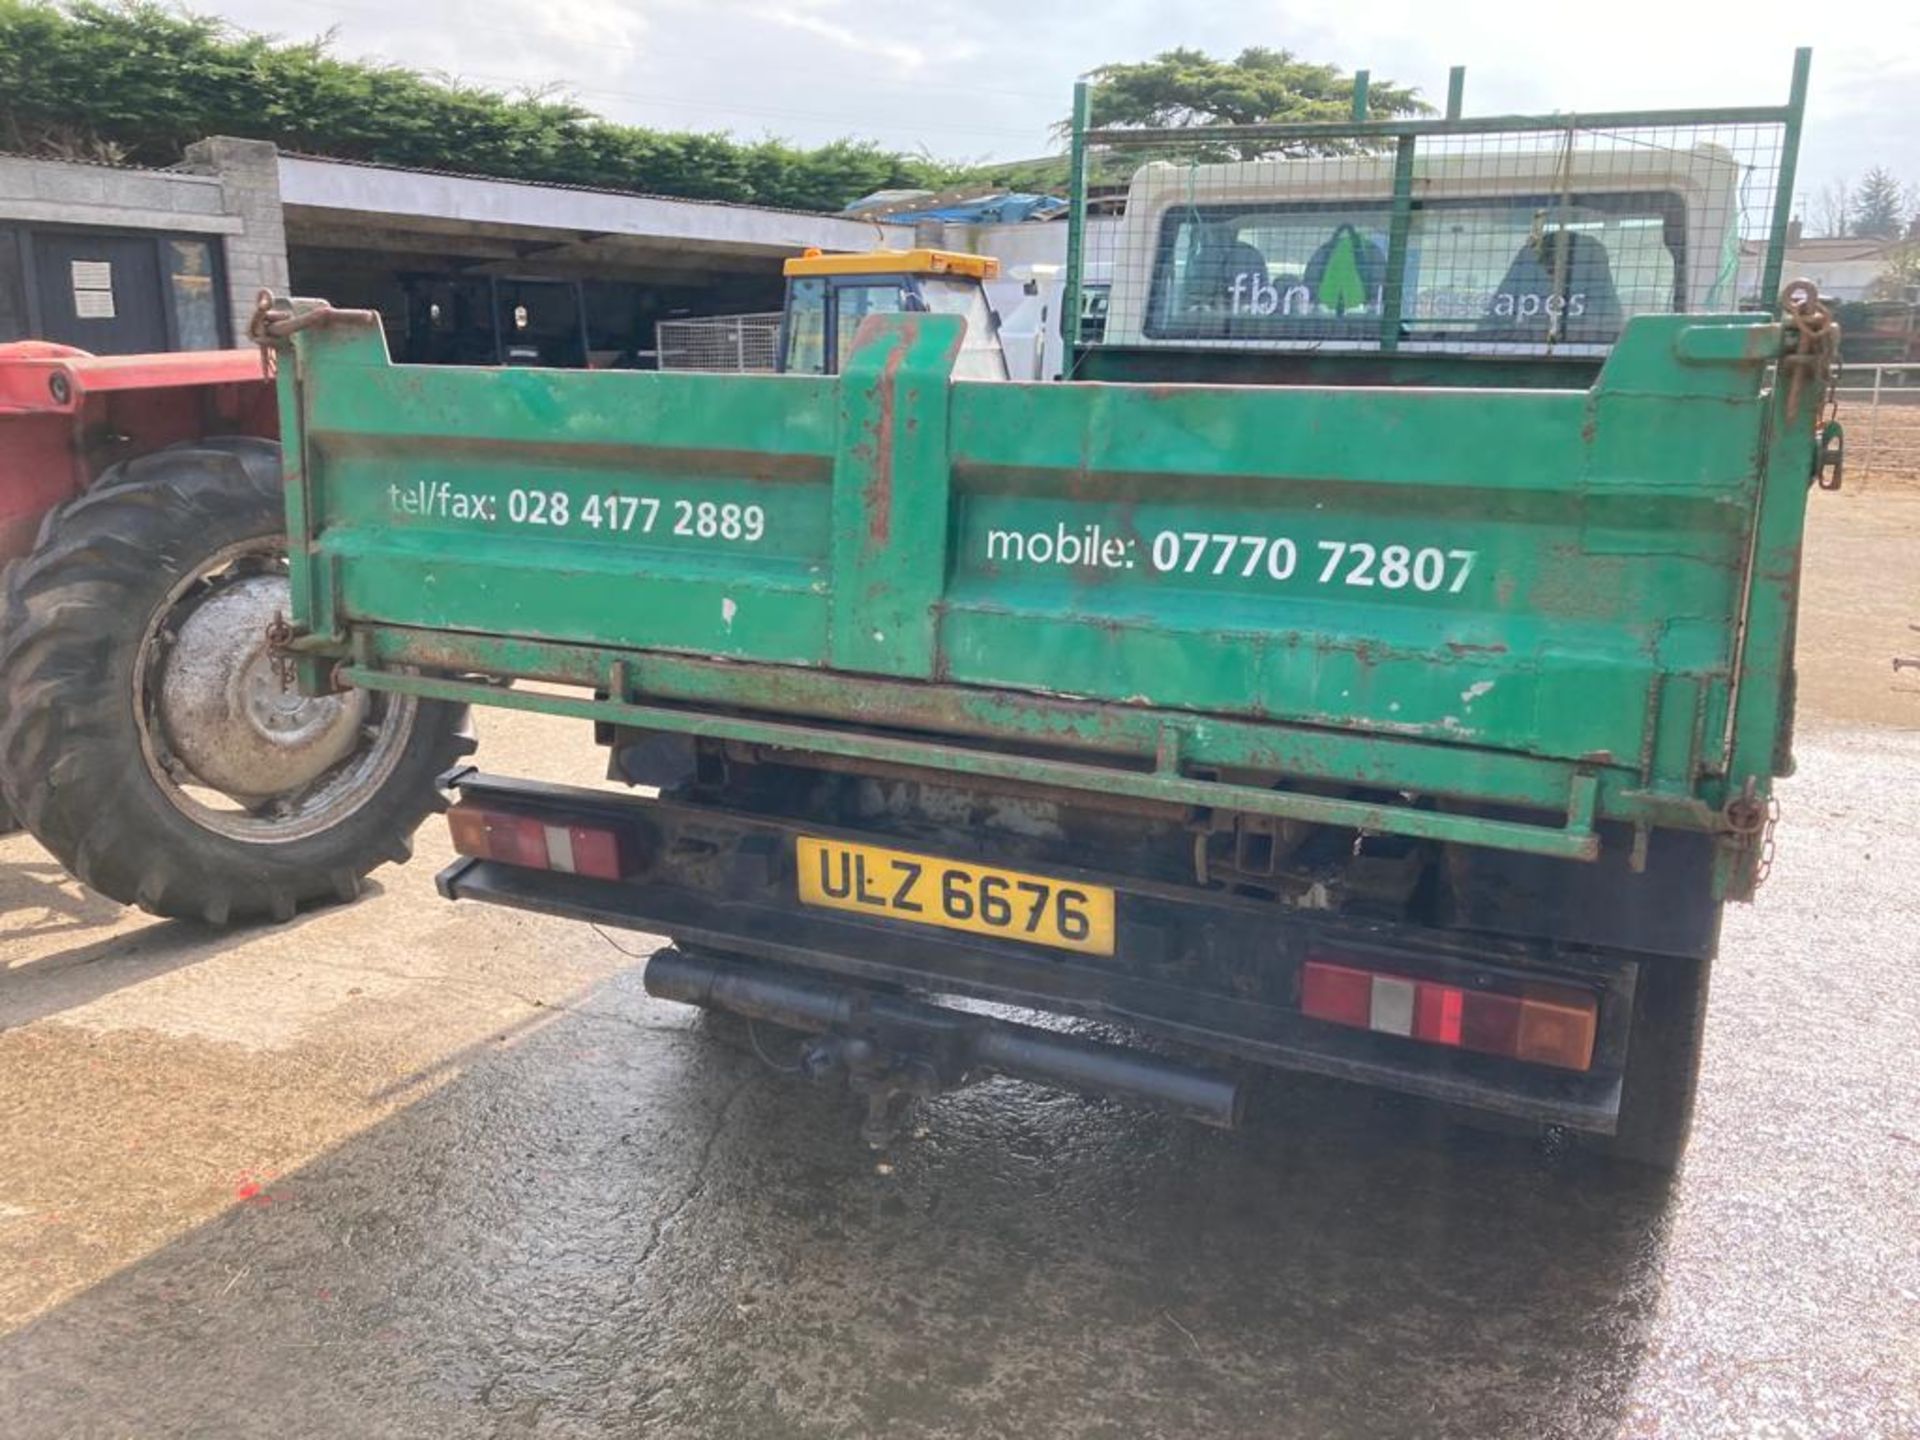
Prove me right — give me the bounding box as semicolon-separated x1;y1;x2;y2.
1837;364;1920;484
655;312;783;372
1063;53;1808;365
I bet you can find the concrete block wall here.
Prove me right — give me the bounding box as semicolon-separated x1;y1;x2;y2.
0;152;232;225
0;143;291;344
182;137;291;339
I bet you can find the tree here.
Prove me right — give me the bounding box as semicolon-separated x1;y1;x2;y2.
1813;179;1853;238
1871;244;1920;302
0;0;967;211
1851;167;1910;240
1069;47;1428;161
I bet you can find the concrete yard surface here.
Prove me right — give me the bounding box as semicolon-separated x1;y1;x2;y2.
1;492;1918;1439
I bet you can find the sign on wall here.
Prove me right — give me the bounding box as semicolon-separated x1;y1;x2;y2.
70;258;115;319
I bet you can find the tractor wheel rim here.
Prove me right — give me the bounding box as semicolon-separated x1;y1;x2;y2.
134;538;420;844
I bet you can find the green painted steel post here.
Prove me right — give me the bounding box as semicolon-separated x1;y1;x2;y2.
276;304;393;691
1446;66;1465;119
271;346;338;697
271;334;315;627
1719;325;1819;895
1758;47;1811;306
1351;70;1370;121
1378;136;1418;351
827;312;965;679
1062;80;1092;368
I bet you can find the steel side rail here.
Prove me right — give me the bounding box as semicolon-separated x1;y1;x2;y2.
1080;103;1800;148
345;665;1602;861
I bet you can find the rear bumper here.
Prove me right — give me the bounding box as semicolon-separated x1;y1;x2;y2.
435;769;1636;1134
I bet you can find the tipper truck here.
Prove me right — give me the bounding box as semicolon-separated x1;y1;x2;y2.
246;53;1833;1167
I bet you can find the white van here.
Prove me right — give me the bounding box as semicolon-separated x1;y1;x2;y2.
1098;144;1745;355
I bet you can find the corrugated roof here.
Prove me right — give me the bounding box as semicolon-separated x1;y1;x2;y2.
277;150;882;224
0;148;209;177
0;144;899;221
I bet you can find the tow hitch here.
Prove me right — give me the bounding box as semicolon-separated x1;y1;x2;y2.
644;948;1245;1145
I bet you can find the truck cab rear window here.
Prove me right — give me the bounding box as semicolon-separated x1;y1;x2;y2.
1145;193;1687;346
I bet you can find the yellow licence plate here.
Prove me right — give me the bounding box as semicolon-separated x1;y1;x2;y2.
796;836;1116;957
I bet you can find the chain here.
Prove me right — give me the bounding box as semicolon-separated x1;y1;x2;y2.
1779;279;1844;490
265;610;296;688
1753;794;1782;889
1721;778;1782;892
1779;278;1835;412
246;289;384;379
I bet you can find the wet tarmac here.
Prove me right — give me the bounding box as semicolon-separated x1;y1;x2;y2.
2;715;1917;1439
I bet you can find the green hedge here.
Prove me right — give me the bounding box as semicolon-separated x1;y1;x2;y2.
0;0;966;211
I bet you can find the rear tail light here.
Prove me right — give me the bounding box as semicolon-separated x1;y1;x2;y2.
1300;957;1597;1071
447;803;624;881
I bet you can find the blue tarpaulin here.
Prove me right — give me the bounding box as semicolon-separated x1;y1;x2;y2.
842;192;1067;225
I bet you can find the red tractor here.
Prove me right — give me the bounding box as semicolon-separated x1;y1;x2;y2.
0;342;469;923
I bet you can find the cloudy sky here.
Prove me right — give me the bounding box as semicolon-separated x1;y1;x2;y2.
208;0;1915;216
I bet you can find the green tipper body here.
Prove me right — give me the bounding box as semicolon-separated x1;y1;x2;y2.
274;308;1817;895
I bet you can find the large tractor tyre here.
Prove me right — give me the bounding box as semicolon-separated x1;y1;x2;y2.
0;437;473;923
1579;951;1713;1172
0;582;15;837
